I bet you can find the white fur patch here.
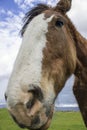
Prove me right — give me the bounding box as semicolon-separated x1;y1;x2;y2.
6;13;54;107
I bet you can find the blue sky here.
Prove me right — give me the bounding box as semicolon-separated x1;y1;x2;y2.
0;0;17;11
0;0;87;105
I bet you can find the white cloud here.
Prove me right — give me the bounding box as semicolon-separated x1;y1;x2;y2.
0;11;23;77
68;0;87;38
0;33;21;76
14;0;34;10
0;9;6;14
7;10;14;17
14;0;23;5
14;0;58;10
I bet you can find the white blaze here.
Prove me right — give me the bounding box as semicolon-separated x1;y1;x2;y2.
6;13;54;107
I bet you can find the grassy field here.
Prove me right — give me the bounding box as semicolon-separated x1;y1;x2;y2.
0;108;87;130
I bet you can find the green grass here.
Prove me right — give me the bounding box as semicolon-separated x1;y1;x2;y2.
0;108;87;130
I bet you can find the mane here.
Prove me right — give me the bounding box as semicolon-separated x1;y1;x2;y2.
21;4;51;36
65;15;87;66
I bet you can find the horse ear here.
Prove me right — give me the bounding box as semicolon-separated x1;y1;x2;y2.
54;0;72;13
73;60;87;127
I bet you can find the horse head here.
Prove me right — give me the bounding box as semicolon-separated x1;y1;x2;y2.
5;0;87;129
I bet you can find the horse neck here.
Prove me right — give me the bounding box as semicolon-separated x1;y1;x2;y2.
65;15;87;85
66;15;87;69
67;16;87;127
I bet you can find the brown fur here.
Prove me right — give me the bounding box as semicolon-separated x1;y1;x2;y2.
42;10;76;95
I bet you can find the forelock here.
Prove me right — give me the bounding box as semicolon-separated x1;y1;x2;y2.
21;4;51;36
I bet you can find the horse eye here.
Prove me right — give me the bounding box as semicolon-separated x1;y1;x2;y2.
55;20;64;27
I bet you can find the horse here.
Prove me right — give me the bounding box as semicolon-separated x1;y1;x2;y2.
5;0;87;130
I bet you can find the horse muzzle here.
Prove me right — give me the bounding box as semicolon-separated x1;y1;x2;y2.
8;101;54;130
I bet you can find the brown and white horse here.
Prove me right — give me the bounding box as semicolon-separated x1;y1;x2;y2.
5;0;87;130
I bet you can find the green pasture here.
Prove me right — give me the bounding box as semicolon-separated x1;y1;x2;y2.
0;108;87;130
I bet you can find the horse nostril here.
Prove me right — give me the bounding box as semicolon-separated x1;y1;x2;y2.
28;84;44;102
31;116;40;126
26;98;35;109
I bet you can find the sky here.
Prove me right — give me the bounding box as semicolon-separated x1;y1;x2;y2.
0;0;87;105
